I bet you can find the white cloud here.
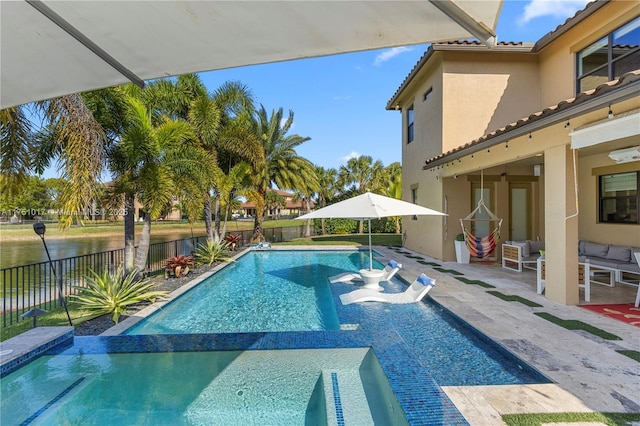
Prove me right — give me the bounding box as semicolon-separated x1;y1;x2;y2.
333;95;353;101
518;0;591;25
340;151;360;162
373;46;412;66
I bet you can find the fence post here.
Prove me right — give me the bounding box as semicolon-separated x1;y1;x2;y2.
57;260;64;307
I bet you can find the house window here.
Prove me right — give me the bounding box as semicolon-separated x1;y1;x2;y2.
411;187;418;220
407;105;414;144
599;171;639;224
423;87;433;101
577;17;640;93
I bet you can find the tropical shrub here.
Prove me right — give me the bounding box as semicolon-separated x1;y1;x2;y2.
368;218;397;233
314;218;357;235
196;240;233;265
223;234;242;251
72;267;168;324
165;254;194;277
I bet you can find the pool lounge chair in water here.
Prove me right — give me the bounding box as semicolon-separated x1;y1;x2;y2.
339;273;435;305
251;241;271;249
329;260;402;284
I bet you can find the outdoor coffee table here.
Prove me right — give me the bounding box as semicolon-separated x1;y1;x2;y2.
359;268;385;291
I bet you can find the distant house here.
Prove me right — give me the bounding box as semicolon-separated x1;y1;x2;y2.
387;0;639;305
240;189;315;218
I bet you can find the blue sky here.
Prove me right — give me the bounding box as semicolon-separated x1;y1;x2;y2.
42;0;590;179
197;0;590;172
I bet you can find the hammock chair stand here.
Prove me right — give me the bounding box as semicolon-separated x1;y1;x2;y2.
460;173;503;260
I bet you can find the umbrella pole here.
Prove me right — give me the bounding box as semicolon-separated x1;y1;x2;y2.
368;218;373;270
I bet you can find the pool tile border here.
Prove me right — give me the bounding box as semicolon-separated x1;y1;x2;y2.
331;372;345;426
1;327;74;378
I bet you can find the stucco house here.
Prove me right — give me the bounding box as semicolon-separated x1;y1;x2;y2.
388;0;639;305
240;189;314;218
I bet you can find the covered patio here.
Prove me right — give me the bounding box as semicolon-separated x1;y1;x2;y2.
429;72;640;306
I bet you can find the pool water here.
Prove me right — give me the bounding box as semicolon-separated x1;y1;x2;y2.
124;250;548;387
126;250;376;335
2;249;551;425
2;347;406;426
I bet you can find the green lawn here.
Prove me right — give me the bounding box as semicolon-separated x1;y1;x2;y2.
281;233;402;246
503;412;640;425
1;302;100;342
0;218;306;240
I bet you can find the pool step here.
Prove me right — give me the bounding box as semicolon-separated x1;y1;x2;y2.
323;370;375;426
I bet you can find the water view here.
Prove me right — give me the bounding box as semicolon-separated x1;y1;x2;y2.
0;230;203;269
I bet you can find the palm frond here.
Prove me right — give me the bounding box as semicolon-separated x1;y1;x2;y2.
0;106;34;197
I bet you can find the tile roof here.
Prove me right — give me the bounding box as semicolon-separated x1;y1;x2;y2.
533;0;609;51
386;0;610;109
423;70;640;167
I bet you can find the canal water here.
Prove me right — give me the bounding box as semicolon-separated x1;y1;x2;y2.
0;230;204;270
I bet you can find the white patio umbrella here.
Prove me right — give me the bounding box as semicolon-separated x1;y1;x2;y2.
296;192;446;270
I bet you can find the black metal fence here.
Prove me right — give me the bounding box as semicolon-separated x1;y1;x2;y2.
1;225;312;327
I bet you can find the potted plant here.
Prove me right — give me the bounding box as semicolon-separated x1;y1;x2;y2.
165;254;194;278
454;233;470;264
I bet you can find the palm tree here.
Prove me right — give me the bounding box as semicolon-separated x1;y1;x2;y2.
108;93;206;273
292;188;317;237
248;106;317;242
381;162;403;233
337;155;385;233
154;75;261;242
1;95;108;227
212;161;253;239
0;107;33;199
265;190;287;219
314;166;338;235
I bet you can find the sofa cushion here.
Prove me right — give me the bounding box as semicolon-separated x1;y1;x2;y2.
583;241;609;259
588;258;619;269
578;240;586;256
529;240;545;255
617;262;640;273
605;245;632;263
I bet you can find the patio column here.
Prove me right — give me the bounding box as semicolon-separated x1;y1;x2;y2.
544;145;579;305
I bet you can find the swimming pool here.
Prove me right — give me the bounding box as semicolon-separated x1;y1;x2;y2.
2;249;550;425
124;250;547;386
125;250;374;334
2;345;406;426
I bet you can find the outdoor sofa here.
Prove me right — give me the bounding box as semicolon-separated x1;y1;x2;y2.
578;240;640;286
501;240;545;272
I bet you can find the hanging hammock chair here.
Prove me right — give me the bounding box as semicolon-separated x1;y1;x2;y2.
459;172;503;259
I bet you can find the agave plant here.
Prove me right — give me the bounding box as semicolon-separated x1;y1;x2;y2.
195;240;233;265
72;266;168;324
165;254;194;277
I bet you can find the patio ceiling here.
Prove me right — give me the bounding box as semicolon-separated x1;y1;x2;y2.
0;0;502;109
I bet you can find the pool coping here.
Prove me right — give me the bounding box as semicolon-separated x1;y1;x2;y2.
0;326;74;377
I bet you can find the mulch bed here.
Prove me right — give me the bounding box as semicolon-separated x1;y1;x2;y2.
74;263;220;336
